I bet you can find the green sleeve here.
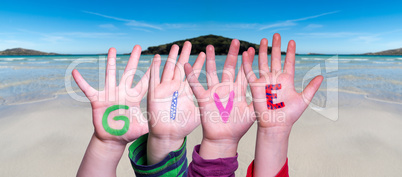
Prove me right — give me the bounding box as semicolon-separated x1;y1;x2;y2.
128;134;188;177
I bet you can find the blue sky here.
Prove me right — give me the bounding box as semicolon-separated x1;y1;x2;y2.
1;0;402;54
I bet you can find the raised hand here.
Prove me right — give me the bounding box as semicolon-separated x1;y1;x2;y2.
146;41;205;165
242;34;323;176
73;46;150;177
184;39;256;159
242;33;323;130
73;46;149;143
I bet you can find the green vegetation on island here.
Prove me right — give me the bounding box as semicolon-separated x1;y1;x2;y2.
0;48;59;56
131;34;286;55
363;48;402;55
307;53;325;55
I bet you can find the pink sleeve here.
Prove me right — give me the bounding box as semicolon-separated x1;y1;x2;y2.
188;144;238;177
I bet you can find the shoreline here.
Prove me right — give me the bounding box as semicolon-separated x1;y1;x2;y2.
2;88;401;107
0;84;402;106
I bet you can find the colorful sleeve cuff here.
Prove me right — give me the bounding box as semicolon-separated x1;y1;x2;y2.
188;144;238;177
128;133;188;177
246;158;289;177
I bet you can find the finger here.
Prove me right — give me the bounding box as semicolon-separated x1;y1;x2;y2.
243;47;255;84
120;45;141;87
133;66;150;95
301;75;324;104
183;52;205;97
192;52;206;79
72;69;97;99
174;41;191;81
258;38;269;77
184;63;206;98
271;33;282;73
105;48;117;100
235;65;247;102
161;44;179;82
236;47;255;96
206;45;219;88
149;54;162;90
222;39;240;82
248;46;255;62
284;40;296;78
235;64;246;85
246;46;255;90
242;51;257;83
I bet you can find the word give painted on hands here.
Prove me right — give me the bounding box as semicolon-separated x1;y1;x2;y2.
170;91;179;120
214;91;234;123
102;105;130;136
266;84;285;110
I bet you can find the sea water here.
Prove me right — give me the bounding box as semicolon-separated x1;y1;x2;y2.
0;55;401;105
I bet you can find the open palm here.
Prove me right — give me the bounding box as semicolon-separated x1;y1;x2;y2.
242;34;323;129
184;39;256;146
72;46;149;144
147;41;205;140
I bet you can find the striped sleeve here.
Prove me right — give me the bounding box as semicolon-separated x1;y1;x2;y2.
128;133;188;177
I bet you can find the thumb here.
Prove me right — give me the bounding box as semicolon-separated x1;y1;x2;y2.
184;63;205;98
301;75;324;105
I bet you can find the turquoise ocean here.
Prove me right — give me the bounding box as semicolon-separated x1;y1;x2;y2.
0;55;401;106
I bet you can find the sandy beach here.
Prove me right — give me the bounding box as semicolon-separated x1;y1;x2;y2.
0;92;401;177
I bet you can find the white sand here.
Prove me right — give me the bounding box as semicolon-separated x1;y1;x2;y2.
0;93;401;177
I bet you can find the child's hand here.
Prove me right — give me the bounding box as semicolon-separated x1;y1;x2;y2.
184;39;256;159
73;46;150;177
146;41;205;165
72;46;149;145
243;34;323;176
242;33;323;132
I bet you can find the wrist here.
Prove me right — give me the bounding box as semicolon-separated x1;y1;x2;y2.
199;138;238;159
254;126;290;177
257;126;292;140
147;133;185;150
92;133;127;148
77;134;126;177
146;134;185;165
91;134;126;156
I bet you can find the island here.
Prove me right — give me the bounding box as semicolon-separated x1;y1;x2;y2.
306;53;325;55
127;34;286;55
0;48;59;55
363;48;402;55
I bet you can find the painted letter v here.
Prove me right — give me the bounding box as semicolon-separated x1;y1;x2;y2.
213;91;234;123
